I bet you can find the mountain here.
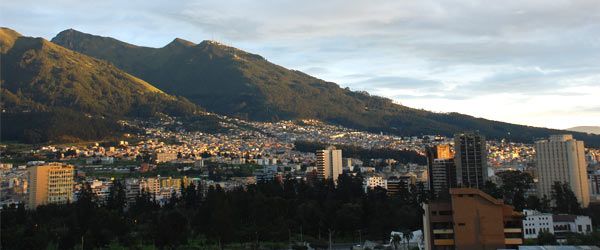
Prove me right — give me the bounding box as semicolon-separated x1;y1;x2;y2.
50;29;600;146
0;27;207;143
568;126;600;135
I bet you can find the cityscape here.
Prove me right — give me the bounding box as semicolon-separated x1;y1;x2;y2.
2;1;600;250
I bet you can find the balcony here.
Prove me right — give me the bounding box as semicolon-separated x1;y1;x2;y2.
504;228;522;233
433;229;454;234
433;239;455;246
505;238;523;245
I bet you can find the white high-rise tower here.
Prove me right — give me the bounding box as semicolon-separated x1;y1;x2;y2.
535;134;590;207
316;146;343;182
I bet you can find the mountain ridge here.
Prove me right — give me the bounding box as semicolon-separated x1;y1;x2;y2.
0;27;210;143
568;126;600;135
49;28;600;147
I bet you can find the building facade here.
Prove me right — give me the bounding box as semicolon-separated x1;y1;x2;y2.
553;214;593;238
522;209;554;239
363;175;387;192
588;170;600;202
522;209;593;240
422;188;523;250
429;159;457;197
28;163;74;209
316;146;343;182
535;135;590;207
454;133;488;189
427;144;456;197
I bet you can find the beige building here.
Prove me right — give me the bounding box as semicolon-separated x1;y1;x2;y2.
156;152;178;163
316;146;343;182
535;135;590;207
28;163;75;209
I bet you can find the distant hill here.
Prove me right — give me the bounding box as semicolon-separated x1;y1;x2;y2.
49;29;600;147
568;126;600;135
0;27;208;143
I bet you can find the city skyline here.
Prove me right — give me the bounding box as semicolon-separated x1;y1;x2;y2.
2;0;600;129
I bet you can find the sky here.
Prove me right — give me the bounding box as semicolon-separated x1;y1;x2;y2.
2;0;600;129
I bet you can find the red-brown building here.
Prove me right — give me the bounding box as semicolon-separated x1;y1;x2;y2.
422;188;523;250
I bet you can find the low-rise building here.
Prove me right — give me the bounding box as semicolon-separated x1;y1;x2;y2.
363;175;386;192
553;214;593;238
522;209;554;239
422;188;523;250
27;163;75;209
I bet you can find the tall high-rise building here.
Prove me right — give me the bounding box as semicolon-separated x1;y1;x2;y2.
430;159;457;197
535;135;590;207
316;146;343;182
28;163;74;209
426;144;456;197
454;132;487;189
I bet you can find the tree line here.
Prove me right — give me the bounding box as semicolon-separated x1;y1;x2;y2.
1;174;428;249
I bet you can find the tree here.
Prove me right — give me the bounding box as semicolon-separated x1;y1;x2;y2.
391;234;402;250
482;181;502;199
537;231;556;245
526;195;541;211
551;182;581;214
154;210;189;248
496;170;533;209
105;180;126;213
402;230;413;250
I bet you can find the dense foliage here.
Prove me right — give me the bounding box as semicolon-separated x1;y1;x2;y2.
51;29;600;147
294;140;427;165
1;175;428;249
0;109;127;143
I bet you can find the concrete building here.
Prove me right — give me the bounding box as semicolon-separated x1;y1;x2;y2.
535;135;590;207
553;214;593;238
140;177;160;194
27;163;74;209
255;166;278;182
454;133;488;189
316;146;342;182
363;175;387;192
588;170;600;202
422;188;523;250
522;209;593;240
386;176;404;196
522;209;554;239
125;178;141;205
429;159;457;197
427;144;456;197
155;152;178;163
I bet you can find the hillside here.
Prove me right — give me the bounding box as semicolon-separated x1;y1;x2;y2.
0;28;208;143
51;29;600;146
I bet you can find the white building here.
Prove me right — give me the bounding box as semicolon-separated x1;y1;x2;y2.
316;146;343;182
522;209;593;240
553;214;593;238
522;209;554;239
363;176;387;192
535;135;590;207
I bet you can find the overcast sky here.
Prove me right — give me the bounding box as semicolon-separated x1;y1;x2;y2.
2;0;600;129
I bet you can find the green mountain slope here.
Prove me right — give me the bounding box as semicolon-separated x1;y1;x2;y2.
0;27;204;143
51;29;600;146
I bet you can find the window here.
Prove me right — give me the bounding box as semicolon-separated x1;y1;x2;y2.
578;225;582;232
